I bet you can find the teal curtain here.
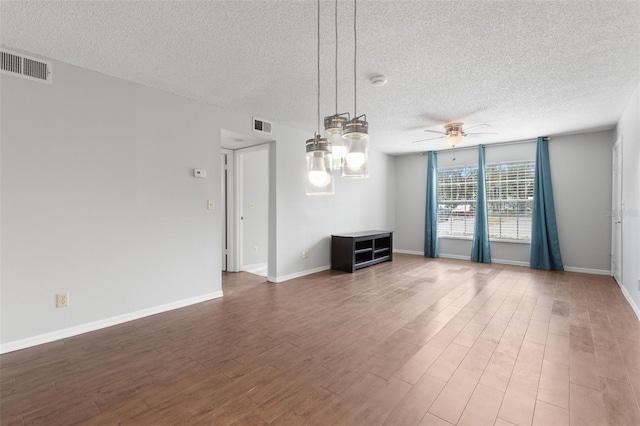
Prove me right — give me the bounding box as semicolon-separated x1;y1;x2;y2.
424;151;439;258
530;137;564;270
471;145;491;263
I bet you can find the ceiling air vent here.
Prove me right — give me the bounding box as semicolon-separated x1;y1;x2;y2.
253;117;272;134
1;49;52;84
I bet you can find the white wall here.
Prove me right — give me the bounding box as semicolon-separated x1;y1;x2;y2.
394;132;613;272
615;82;640;317
238;145;269;269
0;53;396;350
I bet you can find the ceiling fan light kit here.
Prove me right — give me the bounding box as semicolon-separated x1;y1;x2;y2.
444;122;465;147
412;122;496;147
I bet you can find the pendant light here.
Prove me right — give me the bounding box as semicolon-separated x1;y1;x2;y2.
306;0;334;195
342;0;369;178
324;0;349;171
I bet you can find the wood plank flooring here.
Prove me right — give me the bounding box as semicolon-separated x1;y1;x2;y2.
2;255;640;425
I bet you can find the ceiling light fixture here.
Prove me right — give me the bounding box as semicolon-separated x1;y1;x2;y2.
445;123;465;147
324;0;349;171
306;0;334;195
342;0;369;178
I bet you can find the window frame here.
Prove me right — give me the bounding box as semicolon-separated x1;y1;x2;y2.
436;165;478;239
485;160;535;242
436;159;534;243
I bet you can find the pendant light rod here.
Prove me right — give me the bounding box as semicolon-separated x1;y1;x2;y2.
353;0;357;117
334;0;338;114
317;0;321;135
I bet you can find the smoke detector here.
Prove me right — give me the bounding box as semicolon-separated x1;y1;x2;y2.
370;75;387;86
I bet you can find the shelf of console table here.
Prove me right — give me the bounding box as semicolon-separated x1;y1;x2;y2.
331;230;393;273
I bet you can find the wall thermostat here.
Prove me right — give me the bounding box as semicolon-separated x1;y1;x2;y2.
194;169;206;178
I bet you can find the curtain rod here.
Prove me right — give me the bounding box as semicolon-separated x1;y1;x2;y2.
420;137;545;155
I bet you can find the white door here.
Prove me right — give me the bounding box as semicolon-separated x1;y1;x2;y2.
611;137;623;286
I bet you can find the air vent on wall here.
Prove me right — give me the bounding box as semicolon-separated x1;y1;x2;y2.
1;49;52;84
253;117;272;134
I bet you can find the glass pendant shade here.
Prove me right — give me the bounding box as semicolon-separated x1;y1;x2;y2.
306;135;334;195
341;117;369;178
324;115;347;170
330;133;346;170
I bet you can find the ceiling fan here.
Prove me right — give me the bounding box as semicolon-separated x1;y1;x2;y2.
412;122;497;147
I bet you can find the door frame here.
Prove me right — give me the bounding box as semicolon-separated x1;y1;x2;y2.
235;143;270;273
221;148;236;272
611;136;623;286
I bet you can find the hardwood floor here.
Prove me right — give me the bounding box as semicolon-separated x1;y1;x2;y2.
2;255;640;425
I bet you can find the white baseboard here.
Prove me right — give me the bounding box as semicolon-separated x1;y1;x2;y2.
438;253;470;261
0;291;224;354
563;266;612;276
393;249;424;256
242;262;268;276
242;262;267;272
620;285;640;321
439;254;529;267
269;265;331;283
492;258;530;267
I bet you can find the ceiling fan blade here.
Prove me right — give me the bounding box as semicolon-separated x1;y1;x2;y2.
423;129;446;135
412;135;445;143
463;123;491;132
466;132;499;137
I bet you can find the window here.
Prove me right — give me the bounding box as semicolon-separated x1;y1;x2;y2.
437;165;478;237
486;161;535;240
437;160;535;241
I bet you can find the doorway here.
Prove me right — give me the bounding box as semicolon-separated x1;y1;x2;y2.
612;137;623;286
220;129;273;279
236;144;269;277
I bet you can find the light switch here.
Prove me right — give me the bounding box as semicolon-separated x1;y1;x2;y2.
194;169;206;178
207;200;214;210
249;202;255;210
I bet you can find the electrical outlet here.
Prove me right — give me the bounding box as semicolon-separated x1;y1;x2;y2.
302;250;310;259
253;246;258;254
56;293;69;308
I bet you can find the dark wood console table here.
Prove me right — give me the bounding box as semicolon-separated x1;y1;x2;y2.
331;231;393;273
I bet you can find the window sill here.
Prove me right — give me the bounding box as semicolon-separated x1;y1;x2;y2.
439;235;473;241
439;236;531;245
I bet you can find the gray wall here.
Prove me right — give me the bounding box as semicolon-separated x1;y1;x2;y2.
394;131;614;273
394;154;427;254
273;142;396;281
1;60;224;348
615;82;640;316
1;54;396;350
549;131;613;272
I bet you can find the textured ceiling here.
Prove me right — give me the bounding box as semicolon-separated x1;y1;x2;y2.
1;0;639;154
